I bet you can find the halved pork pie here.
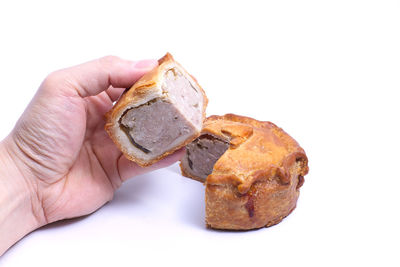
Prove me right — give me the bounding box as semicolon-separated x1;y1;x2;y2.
180;114;309;230
105;53;207;167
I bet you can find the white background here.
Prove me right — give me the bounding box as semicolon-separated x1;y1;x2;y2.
1;0;399;266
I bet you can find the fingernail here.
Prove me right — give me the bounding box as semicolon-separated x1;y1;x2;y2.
133;59;158;69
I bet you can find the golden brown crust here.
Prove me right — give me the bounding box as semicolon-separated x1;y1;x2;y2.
203;114;308;192
205;160;305;230
105;53;208;167
181;114;309;230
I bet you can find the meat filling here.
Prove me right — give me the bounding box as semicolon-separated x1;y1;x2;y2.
185;135;229;181
120;98;194;157
118;66;204;159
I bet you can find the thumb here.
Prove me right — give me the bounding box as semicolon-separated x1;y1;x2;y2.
43;56;158;98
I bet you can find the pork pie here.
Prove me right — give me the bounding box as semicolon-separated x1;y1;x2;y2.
105;53;207;166
180;114;309;230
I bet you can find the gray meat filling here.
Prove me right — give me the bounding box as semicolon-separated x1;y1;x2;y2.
119;67;203;158
120;98;193;156
185;135;229;180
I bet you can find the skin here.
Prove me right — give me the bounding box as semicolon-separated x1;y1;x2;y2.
0;56;184;255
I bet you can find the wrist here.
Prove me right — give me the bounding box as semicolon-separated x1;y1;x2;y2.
0;137;43;255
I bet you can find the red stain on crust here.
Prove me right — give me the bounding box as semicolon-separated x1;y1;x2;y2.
245;194;255;218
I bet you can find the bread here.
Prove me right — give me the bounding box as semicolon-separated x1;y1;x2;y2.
105;53;207;167
180;114;309;230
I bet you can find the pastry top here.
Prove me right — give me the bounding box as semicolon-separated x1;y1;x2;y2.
202;114;309;194
105;53;208;128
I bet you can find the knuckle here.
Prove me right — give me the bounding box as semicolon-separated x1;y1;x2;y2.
40;70;75;96
42;70;64;88
99;55;121;66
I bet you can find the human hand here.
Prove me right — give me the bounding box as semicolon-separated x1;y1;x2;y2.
0;56;184;255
